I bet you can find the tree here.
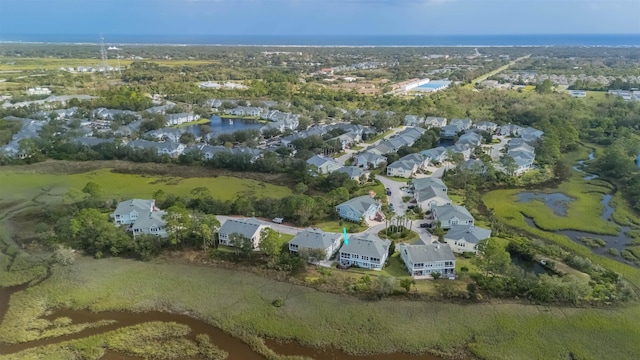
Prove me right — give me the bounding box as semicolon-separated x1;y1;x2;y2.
52;245;76;265
132;234;164;261
259;228;282;262
535;79;554;94
431;221;444;242
163;205;192;246
192;213;220;250
431;271;441;280
400;278;414;293
373;276;396;299
230;232;254;258
500;155;518;177
473;238;511;277
82;182;103;198
298;247;327;265
388;241;396;257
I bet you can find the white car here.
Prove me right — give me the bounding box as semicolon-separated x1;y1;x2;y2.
272;217;284;224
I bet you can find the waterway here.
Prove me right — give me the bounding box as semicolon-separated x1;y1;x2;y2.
0;282;449;360
182;115;264;136
519;150;637;265
517;192;574;217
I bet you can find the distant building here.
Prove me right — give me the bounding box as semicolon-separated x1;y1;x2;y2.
27;87;51;96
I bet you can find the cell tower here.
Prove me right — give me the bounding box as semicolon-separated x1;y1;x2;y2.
100;34;110;77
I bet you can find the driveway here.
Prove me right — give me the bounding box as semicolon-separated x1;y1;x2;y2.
335;148;356;166
376;175;411;216
490;135;508;160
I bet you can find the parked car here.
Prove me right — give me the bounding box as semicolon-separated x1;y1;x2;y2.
419;223;430;228
272;217;284;224
407;205;416;209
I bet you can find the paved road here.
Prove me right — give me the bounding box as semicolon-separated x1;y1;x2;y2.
490;135;509;160
218;215;386;237
376;175;411;216
335;149;356;166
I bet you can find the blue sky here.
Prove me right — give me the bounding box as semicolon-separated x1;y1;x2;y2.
0;0;639;36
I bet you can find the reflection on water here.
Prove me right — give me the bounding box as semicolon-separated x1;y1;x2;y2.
517;192;574;217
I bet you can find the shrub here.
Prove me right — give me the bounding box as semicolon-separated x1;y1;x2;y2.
272;299;284;307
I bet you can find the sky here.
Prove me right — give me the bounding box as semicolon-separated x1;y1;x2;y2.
0;0;639;36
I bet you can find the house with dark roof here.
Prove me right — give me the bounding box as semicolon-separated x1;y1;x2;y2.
336;195;384;223
399;243;456;279
444;225;491;254
288;228;343;262
218;217;270;249
339;233;390;270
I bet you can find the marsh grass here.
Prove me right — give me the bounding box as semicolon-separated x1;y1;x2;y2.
3;256;640;359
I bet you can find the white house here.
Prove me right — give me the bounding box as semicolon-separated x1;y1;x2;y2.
474;121;498;133
339;233;390;271
425;116;447;128
420;147;448;165
335;166;369;182
288;228;343;262
218;217;269;249
27;87;52;96
441;125;462;138
449;118;473;131
165;113;200;126
225;106;263;117
432;204;474;229
336;195;384;223
111;199;167;237
444;225;491;255
307;155;342;175
386;160;418;178
399;243;456;279
355;152;387;170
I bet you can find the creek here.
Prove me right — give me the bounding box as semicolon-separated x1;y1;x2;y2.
0;282;447;360
520;151;637;265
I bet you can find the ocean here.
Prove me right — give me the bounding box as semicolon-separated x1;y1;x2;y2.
1;34;639;47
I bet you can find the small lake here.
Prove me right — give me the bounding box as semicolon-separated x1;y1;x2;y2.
510;254;553;275
517;192;574;217
182;116;265;136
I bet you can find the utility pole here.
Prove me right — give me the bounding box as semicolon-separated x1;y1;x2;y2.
100;34;110;78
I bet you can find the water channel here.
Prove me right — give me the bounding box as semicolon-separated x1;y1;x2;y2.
519;151;637;265
0;280;448;360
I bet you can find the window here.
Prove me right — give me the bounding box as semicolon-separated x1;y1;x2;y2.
362;256;369;261
353;254;359;259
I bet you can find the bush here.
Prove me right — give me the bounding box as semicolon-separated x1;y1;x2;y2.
462;252;475;259
272;298;284;307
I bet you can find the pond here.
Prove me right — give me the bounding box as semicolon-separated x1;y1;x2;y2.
510;254;553;276
517;192;574;217
182;115;265;136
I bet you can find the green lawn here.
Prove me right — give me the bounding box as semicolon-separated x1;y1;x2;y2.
314;220;366;233
365;129;393;144
172;118;211;128
0;168;292;202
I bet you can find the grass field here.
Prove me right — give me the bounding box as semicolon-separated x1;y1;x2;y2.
0;168;292;202
2;255;640;359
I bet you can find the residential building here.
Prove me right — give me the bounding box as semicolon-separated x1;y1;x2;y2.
145;103;175;115
111;199;167;237
399;243;456;279
441;125;462;138
165;113;200;126
127;139;185;158
520;127;545;144
449;118;473;131
335;166;369;183
288;228;343;262
93;108;141;121
307;155;342;175
218;217;269;249
146;128;185;142
498;124;523;137
72;137;114;147
336;195;384;223
460;159;487;174
425;116;447;128
447;143;472;160
404;115;425;126
27;87;51;96
131;210;168;237
420;147;448;165
387;159;418;178
457;132;483;148
225;106;263;117
474;121;498;132
444;225;491;254
355;152;387;170
339;233;390;270
432;204;474;229
412;177;449;206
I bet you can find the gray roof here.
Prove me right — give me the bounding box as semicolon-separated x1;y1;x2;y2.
73;137;113;147
114;199;155;217
476;121;497;128
307;155;339;168
132;210;167;231
400;243;455;263
219;217;263;239
289;228;342;250
461;159;486;172
433;204;474;223
337;195;379;214
388;159;417;171
415;186;451;204
441;125;462;133
341;233;390;259
335;166;365;178
444;225;491;245
413;177;447;191
420;146;448;160
357;152;387;163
